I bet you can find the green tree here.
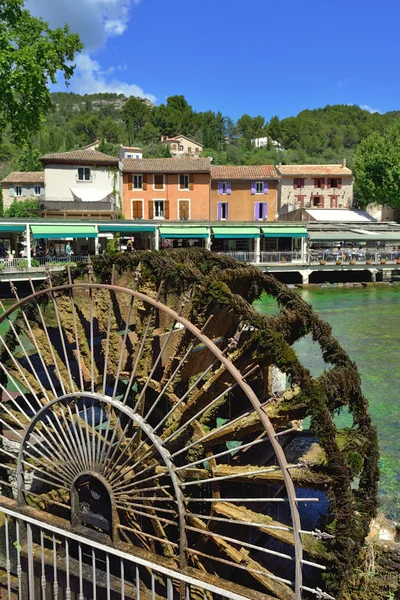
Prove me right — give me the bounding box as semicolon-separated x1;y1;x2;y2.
268;116;281;142
139;122;161;145
353;120;400;209
5;198;39;217
122;97;150;143
16;145;42;171
0;0;83;146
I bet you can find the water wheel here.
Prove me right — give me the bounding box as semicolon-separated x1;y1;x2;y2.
0;253;378;600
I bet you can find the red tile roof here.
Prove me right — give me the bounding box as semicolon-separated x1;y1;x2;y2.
211;165;278;180
41;150;118;165
122;158;211;173
1;171;44;184
277;164;352;176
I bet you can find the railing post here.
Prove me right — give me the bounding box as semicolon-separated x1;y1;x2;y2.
26;224;32;268
254;237;260;264
206;227;212;251
154;227;160;251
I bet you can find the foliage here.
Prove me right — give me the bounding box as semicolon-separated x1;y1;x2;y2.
16;145;43;171
0;188;3;218
31;259;40;267
354;120;400;209
123;97;151;143
0;0;83;146
16;259;29;270
5;198;39;217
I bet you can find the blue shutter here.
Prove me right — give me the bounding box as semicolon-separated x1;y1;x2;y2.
264;181;269;194
254;202;259;220
217;203;222;220
9;186;14;197
218;182;223;195
226;182;231;195
30;187;34;196
40;186;44;196
262;202;268;220
251;182;256;195
22;187;27;197
225;203;229;220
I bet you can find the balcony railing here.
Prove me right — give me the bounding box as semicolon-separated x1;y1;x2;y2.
259;251;303;263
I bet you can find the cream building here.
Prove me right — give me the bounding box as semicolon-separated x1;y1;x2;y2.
161;135;204;157
0;172;44;210
277;160;353;215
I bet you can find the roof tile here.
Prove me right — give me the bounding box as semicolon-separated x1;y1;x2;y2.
122;158;211;173
1;171;44;184
41;150;118;165
277;164;352;176
211;165;278;180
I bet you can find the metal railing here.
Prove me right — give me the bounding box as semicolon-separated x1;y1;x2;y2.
216;251;256;262
0;256;90;269
260;251;303;263
0;503;252;600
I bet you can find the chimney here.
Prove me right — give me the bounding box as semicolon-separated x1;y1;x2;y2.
161;135;165;142
278;162;282;168
342;158;346;168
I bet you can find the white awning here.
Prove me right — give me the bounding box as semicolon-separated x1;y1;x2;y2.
70;187;113;202
305;209;376;223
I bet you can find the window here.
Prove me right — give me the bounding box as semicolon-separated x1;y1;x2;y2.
179;145;184;152
78;167;91;181
218;202;228;220
218;181;231;195
172;144;177;150
179;174;190;190
254;202;267;220
154;200;165;218
34;185;41;196
153;174;165;190
131;200;144;219
330;178;338;188
294;178;304;188
195;147;199;153
179;200;190;220
133;175;143;189
312;196;323;207
255;181;264;194
15;186;22;196
314;178;324;188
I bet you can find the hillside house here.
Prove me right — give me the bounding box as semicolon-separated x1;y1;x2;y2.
161;135;204;157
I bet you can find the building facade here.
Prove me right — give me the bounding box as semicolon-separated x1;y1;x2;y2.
277;161;353;215
0;172;44;210
121;158;211;221
161;135;204;157
210;165;279;222
119;146;143;160
40;150;119;218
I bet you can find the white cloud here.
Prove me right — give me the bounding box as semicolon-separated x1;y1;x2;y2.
337;78;352;88
71;54;156;102
360;104;382;114
25;0;156;101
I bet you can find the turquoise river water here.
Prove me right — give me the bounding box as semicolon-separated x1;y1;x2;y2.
254;285;400;520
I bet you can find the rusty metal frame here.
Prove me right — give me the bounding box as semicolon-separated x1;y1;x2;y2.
1;282;306;599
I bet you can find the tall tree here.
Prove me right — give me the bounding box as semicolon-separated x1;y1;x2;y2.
16;145;42;171
0;0;83;146
353;120;400;209
122;97;151;143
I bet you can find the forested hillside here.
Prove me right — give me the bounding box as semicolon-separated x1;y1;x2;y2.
1;93;399;177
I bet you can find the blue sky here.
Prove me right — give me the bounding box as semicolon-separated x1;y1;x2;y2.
27;0;399;121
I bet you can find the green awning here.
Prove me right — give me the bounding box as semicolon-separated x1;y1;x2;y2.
212;227;260;239
0;225;26;232
98;224;156;233
160;227;209;239
262;227;308;238
31;225;97;239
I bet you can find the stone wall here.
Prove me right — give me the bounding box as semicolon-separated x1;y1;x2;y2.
279;176;354;212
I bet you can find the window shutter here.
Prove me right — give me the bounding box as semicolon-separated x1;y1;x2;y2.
164;201;170;219
338;178;342;189
138;201;143;219
321;178;325;189
225;203;229;220
301;179;305;188
178;174;182;189
9;186;14;197
254;202;259;220
293;179;298;189
314;179;318;189
22;187;27;197
263;181;269;194
189;174;194;191
218;182;223;195
129;174;133;191
148;200;154;219
327;178;331;189
217;202;222;220
262;202;268;220
143;174;147;190
320;197;324;208
251;182;256;195
226;182;231;195
132;201;138;219
30;187;34;196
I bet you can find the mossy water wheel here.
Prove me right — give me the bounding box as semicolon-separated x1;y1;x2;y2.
0;250;378;600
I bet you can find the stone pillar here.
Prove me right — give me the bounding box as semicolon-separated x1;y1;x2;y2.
254;236;261;263
25;224;32;268
301;236;308;262
154;227;160;251
94;226;99;255
370;269;377;282
302;269;310;285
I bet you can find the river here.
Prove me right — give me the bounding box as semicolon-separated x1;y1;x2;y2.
254;285;400;520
